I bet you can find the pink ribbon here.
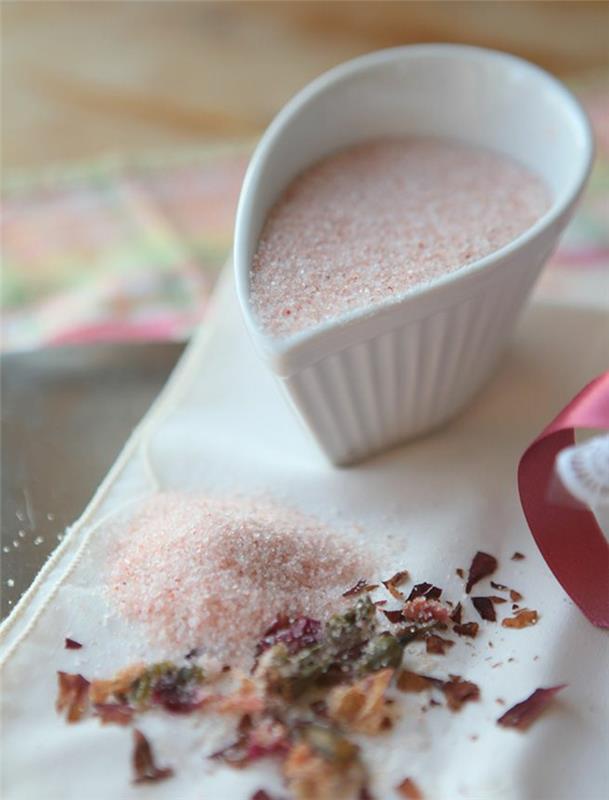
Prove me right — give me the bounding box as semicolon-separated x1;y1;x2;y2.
518;372;609;628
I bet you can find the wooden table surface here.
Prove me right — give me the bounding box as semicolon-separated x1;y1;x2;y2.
3;1;608;172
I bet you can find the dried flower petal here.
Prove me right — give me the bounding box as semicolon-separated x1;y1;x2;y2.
472;597;496;622
502;609;538;629
328;669;394;734
489;596;507;604
382;570;410;599
56;672;90;723
425;635;454;655
93;703;134;726
343;580;378;598
490;581;508;592
397;777;424;799
449;602;462;625
406;583;442;602
455;568;465;579
382;609;404;624
284;730;366;800
64;638;82;650
510;589;523;602
257;616;323;656
396;670;438;693
442;677;480;711
132;729;174;784
453;622;479;638
465;552;497;593
511;552;525;561
497;685;566;731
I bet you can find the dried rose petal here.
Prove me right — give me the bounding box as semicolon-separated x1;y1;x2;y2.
502;609;538;629
442;677;480;711
490;581;508;592
455;568;465;579
396;777;424;799
343;579;378;597
382;609;404;624
511;552;525;561
94;703;134;726
425;635;454;655
453;622;479;638
472;597;496;622
498;685;566;731
449;602;462;625
465;551;497;593
406;583;442;602
132;729;174;784
56;671;90;723
251;792;273;800
257;616;322;656
510;589;523;602
489;595;507;604
402;597;449;624
382;570;410;599
64;638;82;650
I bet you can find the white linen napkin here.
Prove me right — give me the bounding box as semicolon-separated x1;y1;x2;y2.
2;269;608;800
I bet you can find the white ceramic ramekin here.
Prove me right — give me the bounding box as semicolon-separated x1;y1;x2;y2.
234;45;593;465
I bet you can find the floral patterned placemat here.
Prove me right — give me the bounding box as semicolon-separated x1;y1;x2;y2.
1;80;607;353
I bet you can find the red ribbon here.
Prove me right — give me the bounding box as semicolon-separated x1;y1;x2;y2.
518;372;609;628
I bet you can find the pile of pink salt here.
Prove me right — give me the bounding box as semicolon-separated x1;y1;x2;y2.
250;137;551;337
108;492;370;665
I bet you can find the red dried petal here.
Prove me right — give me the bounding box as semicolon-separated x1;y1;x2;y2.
425;635;455;655
453;622;479;638
497;685;566;731
56;671;90;723
489;596;507;604
343;579;378;597
94;703;134;726
64;638;82;650
257;616;322;656
449;602;462;625
397;777;424;798
511;552;525;561
490;581;508;592
502;609;538;629
472;597;496;622
455;568;465;579
382;609;404;624
466;551;497;593
510;589;523;602
251;792;273;800
406;583;442;602
442;677;480;711
132;729;174;784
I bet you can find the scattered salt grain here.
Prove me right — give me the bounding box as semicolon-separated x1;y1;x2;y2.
251;137;550;336
108;493;371;666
